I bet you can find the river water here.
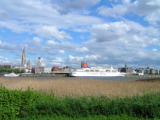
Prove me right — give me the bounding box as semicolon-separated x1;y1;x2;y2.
3;76;160;81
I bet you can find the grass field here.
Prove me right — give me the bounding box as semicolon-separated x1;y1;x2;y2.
1;77;160;119
0;77;160;98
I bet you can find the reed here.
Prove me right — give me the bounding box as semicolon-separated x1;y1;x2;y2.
0;77;160;98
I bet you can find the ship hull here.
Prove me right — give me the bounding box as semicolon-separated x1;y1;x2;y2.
3;73;20;77
69;72;125;77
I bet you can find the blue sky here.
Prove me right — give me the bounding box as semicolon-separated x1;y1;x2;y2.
0;0;160;70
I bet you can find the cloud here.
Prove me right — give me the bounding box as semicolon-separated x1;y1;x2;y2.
0;10;9;19
0;0;103;34
32;37;42;46
0;41;21;52
122;0;131;4
65;0;100;9
129;0;160;27
59;50;65;54
90;20;160;48
56;0;100;14
46;40;60;46
75;47;89;53
69;55;83;62
98;5;127;17
152;49;157;52
35;26;72;40
97;0;160;27
91;21;129;42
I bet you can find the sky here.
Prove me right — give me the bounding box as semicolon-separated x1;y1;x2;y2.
0;0;160;70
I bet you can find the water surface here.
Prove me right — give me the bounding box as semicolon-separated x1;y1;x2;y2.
3;76;160;81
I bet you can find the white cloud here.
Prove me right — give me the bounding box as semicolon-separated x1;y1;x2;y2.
97;0;160;27
69;55;83;62
59;50;65;54
52;57;64;62
146;1;156;6
75;47;89;53
46;40;60;46
0;56;4;59
69;55;75;59
98;5;127;17
91;21;129;42
0;0;103;34
122;0;131;4
153;49;157;52
35;26;72;40
32;37;41;44
129;0;160;27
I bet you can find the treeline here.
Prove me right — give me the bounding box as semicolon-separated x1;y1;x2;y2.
0;84;160;119
0;68;25;73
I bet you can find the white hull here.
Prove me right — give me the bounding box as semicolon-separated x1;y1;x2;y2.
3;73;20;77
69;72;125;77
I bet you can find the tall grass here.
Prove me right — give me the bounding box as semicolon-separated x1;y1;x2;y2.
1;84;160;119
0;77;160;98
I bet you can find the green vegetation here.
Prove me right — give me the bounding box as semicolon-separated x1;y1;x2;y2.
1;84;160;119
0;68;25;73
16;115;157;120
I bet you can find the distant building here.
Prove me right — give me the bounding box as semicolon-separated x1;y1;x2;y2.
13;65;25;70
0;47;32;72
27;60;32;70
150;69;156;74
52;66;59;71
59;68;64;71
155;70;159;74
12;47;32;72
135;66;159;75
37;57;41;68
118;63;132;73
21;47;26;66
64;66;71;72
32;67;40;74
39;66;51;73
52;66;71;72
0;64;12;69
13;47;27;70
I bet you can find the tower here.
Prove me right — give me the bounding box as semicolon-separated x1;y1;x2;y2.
125;63;127;69
22;47;26;66
37;57;41;68
27;60;31;70
125;63;127;73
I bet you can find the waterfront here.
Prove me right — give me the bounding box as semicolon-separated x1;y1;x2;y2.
1;76;160;82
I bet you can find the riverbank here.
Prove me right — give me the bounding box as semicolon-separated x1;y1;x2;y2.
125;74;160;77
1;77;160;98
20;73;68;77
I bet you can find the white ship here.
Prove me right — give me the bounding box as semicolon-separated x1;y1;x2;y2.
69;62;126;77
3;72;20;77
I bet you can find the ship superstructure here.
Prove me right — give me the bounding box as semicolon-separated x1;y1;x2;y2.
69;62;126;77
